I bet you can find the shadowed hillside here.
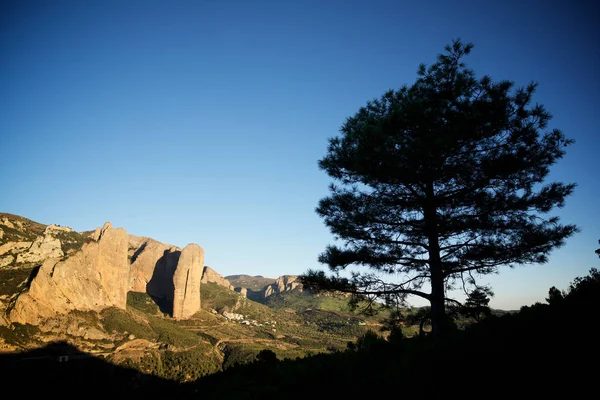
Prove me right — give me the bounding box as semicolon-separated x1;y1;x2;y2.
0;341;178;399
2;268;597;399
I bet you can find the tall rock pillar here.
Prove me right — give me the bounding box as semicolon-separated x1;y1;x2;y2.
172;243;203;320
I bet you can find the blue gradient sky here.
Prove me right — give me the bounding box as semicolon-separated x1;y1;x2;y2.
1;0;598;310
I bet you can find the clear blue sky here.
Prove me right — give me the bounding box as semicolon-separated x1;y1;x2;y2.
1;0;598;310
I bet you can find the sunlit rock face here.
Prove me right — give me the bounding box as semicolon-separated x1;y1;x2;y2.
172;244;204;320
10;222;129;325
128;235;181;297
201;266;234;290
264;275;302;298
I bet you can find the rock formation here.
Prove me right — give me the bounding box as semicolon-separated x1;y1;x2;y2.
16;227;64;264
0;255;13;267
9;222;129;325
172;244;204;320
201;266;234;290
45;224;74;233
0;216;15;229
235;287;247;297
0;241;31;257
264;275;302;298
128;235;180;295
3;214;210;324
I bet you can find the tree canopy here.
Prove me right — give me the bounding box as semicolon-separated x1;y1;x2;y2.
302;39;578;339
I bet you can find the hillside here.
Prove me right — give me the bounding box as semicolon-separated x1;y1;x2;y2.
226;274;304;303
0;212;377;382
225;275;276;291
3;267;596;398
1;281;373;380
0;211;522;392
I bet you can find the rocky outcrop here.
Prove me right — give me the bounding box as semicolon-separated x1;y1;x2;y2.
201;266;234;290
127;234;148;256
128;235;181;308
16;232;63;264
264;275;302;298
172;244;204;320
128;235;180;294
11;224;75;264
0;241;31;257
9;222;129;325
0;255;13;267
4;214;209;323
235;287;247;297
45;224;74;233
0;217;15;229
91;227;102;241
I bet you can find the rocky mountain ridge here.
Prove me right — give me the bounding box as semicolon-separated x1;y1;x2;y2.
1;214;207;325
0;213;304;328
0;213;378;387
226;274;303;302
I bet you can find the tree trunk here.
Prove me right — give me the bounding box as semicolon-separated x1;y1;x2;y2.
429;261;446;342
424;181;446;342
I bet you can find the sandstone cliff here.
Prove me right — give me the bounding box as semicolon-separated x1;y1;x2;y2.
2;213;214;323
201;266;234;290
128;234;181;298
172;244;204;320
9;222;129;325
264;275;302;298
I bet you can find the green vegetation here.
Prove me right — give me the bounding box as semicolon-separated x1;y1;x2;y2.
297;309;366;337
200;282;240;311
148;315;205;349
0;323;41;347
127;291;161;315
160;349;221;381
54;230;90;255
0;213;46;245
118;352;162;376
264;290;351;312
0;267;35;296
100;308;157;341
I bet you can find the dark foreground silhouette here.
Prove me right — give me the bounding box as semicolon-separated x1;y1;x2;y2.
0;341;177;398
2;269;597;399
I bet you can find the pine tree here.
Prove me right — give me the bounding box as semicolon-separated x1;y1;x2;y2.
302;39;578;339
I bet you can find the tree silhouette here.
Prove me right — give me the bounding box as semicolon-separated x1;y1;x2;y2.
545;286;564;305
302;39;578;340
462;288;491;322
256;349;277;363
